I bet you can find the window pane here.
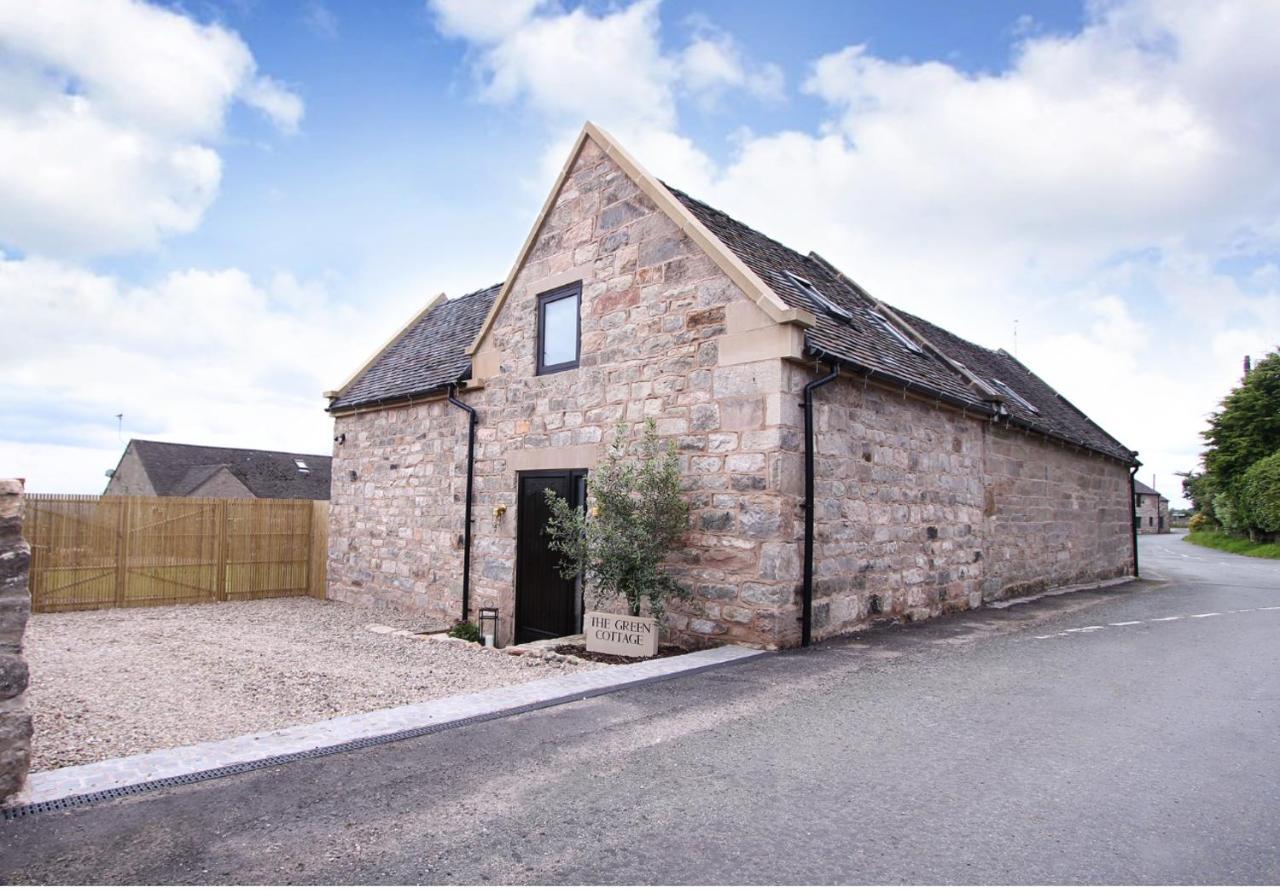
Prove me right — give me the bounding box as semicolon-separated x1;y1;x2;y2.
542;293;578;368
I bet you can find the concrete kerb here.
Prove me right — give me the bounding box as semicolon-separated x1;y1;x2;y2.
986;575;1138;610
2;644;765;818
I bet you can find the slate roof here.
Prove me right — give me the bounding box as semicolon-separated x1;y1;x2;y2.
125;440;332;499
668;186;1135;463
1134;481;1164;497
327;183;1133;464
328;284;500;411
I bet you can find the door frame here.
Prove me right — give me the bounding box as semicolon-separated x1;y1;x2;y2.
514;468;587;644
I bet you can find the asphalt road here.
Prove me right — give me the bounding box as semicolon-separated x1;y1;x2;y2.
3;532;1278;884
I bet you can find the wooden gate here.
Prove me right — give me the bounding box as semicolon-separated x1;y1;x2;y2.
26;495;328;612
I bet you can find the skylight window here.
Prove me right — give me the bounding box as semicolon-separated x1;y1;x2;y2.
990;378;1039;414
869;310;922;353
294;459;311;474
782;271;853;323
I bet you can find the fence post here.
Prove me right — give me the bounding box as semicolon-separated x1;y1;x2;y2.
309;500;328;599
114;498;129;608
215;500;229;601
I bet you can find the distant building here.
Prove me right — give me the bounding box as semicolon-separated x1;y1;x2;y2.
1134;480;1170;534
104;439;331;500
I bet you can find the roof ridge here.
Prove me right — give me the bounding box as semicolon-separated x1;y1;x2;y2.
132;439;329;459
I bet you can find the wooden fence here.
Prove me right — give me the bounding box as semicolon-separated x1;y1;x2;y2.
25;494;329;612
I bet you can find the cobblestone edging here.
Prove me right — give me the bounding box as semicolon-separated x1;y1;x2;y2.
9;644;763;812
0;479;33;803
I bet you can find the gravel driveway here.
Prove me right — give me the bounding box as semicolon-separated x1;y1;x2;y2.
25;598;586;771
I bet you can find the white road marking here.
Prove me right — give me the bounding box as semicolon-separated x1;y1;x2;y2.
1032;604;1280;641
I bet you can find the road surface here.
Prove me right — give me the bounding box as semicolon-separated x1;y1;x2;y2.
2;532;1277;883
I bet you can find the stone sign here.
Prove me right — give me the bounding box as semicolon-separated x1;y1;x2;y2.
584;611;658;657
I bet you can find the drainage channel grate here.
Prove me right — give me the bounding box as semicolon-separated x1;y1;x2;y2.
1;650;765;821
1;701;549;821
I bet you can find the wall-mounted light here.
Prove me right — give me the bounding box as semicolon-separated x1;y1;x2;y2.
349;470;358;481
478;606;499;648
494;503;507;518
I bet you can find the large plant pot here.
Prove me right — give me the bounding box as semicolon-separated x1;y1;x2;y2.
584;611;659;657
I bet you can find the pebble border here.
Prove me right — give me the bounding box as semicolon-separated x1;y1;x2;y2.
4;644;764;815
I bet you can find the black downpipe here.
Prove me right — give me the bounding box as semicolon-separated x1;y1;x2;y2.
802;359;841;647
1128;465;1140;578
448;384;478;621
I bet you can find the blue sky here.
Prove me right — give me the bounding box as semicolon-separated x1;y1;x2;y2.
2;0;1278;503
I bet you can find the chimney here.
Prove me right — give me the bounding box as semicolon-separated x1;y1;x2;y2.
1244;355;1252;378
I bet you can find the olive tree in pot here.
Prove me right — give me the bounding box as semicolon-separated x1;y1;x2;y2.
543;420;690;656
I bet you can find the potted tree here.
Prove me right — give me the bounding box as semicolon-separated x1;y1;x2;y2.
543;420;690;656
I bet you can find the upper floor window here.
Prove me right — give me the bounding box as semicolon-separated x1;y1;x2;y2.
537;282;581;375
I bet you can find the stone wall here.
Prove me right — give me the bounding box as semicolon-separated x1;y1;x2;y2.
806;375;987;640
808;381;1134;640
980;425;1134;600
0;479;32;802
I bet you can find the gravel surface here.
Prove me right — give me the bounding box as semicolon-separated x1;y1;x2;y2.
24;597;587;771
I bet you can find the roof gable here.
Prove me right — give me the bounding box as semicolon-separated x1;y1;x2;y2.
329;284;499;411
465;122;812;359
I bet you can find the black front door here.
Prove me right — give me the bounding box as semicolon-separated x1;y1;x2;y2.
516;470;586;643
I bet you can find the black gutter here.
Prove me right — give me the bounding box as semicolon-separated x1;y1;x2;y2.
1129;465;1140;578
801;356;841;647
447;384;478;621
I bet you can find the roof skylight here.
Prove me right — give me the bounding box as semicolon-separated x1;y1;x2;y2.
990;378;1039;414
782;271;853;323
294;458;311;474
869;310;922;353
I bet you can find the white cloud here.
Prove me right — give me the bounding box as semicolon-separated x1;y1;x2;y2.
0;254;388;492
0;0;303;256
430;0;1280;506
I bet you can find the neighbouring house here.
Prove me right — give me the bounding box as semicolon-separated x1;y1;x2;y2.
104;439;331;500
1134;481;1170;534
324;123;1138;649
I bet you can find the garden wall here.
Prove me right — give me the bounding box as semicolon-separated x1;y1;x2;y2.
0;479;33;801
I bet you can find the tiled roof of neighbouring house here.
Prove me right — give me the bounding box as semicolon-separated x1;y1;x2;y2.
328;284;501;411
126;440;332;499
1134;481;1163;497
327;185;1134;464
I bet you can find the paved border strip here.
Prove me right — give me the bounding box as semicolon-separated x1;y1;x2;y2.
3;644;764;819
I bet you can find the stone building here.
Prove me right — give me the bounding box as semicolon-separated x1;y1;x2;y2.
105;439;331;500
1134;481;1170;534
325;123;1138;649
1;479;32;802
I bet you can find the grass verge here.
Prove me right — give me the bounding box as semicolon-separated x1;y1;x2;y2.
1185;530;1280;559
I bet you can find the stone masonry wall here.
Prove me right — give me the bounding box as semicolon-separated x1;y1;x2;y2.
809;380;1134;640
807;374;987;639
0;479;33;801
981;425;1134;598
103;444;153;496
329;400;470;621
329;136;801;646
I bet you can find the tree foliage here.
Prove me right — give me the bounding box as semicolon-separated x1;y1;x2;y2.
1240;450;1280;535
543;420;690;619
1196;349;1280;538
